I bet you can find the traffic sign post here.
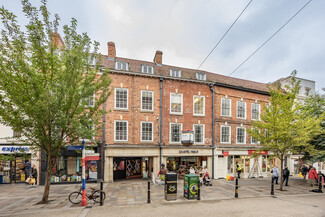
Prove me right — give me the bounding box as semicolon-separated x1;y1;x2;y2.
81;140;87;207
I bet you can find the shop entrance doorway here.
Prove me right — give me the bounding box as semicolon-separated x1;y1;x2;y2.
0;156;30;184
113;157;151;181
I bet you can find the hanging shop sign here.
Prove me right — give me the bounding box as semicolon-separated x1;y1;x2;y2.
0;146;31;154
181;130;194;144
85;153;100;161
222;151;229;157
179;150;199;154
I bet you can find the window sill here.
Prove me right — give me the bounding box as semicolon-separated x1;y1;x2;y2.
236;117;246;120
170;142;182;144
193;114;205;117
221;115;232;118
140;141;154;144
114;108;129;112
114;141;129;143
169;113;183;116
220;142;231;144
140;110;154;113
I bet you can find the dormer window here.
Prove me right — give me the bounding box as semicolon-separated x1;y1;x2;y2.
115;61;129;71
196;72;206;81
141;65;154;74
170;69;181;78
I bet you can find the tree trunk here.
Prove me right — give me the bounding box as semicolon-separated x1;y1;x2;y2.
279;155;283;191
41;151;52;204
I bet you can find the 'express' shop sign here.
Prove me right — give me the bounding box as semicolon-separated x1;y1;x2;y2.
0;146;31;154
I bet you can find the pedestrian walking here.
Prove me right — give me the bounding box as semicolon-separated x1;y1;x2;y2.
189;166;195;174
29;164;37;188
307;167;318;187
302;165;308;180
282;167;290;186
271;166;280;184
158;163;167;181
236;161;242;179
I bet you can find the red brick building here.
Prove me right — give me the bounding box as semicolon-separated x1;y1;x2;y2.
100;42;278;182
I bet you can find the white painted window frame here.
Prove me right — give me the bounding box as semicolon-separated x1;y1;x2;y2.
236;126;246;144
193;124;205;144
170;69;181;78
141;65;154;74
236;101;246;119
193;95;205;116
221;98;232;117
220;125;231;144
170;92;183;115
141;90;154;112
114;88;129;110
115;61;129;71
251;103;260;121
169;123;183;144
114;120;128;142
140;121;154;142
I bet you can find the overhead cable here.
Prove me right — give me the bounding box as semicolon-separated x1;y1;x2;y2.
228;0;312;76
197;0;253;70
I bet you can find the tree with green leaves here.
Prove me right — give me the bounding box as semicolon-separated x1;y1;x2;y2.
300;90;325;163
248;71;324;191
0;0;111;203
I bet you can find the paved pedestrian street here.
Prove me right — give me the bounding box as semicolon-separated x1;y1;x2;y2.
0;177;323;217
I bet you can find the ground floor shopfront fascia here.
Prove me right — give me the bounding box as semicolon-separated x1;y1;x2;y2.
0;144;39;184
105;145;160;183
290;155;325;174
105;145;213;182
161;146;213;178
214;148;293;179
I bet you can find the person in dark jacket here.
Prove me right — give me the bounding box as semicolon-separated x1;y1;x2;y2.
30;164;38;188
282;167;290;186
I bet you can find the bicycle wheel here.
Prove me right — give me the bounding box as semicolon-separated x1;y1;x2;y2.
92;190;106;203
69;192;82;204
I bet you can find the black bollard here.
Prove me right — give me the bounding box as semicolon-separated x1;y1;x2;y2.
100;180;104;206
318;176;323;193
271;176;274;195
235;178;238;198
147;180;151;203
197;184;200;200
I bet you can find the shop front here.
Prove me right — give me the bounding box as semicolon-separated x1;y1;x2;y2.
215;148;282;179
105;145;160;182
0;145;32;184
40;146;100;185
162;146;213;179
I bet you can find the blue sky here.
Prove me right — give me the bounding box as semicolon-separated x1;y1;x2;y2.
2;0;324;91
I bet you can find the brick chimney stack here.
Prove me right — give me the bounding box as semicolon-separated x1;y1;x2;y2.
107;42;116;58
51;33;65;49
153;50;163;65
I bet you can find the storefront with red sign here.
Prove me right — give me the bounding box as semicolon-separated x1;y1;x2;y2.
214;148;286;179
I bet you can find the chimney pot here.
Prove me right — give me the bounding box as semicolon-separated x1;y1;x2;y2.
107;42;116;58
153;50;163;65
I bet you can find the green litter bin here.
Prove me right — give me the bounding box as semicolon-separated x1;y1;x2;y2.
184;174;199;199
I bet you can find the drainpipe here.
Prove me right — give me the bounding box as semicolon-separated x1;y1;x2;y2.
159;78;163;169
209;84;215;179
102;71;106;181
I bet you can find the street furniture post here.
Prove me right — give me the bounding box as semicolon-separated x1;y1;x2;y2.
235;177;238;198
271;176;274;195
147;179;151;203
81;140;87;206
100;180;104;206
